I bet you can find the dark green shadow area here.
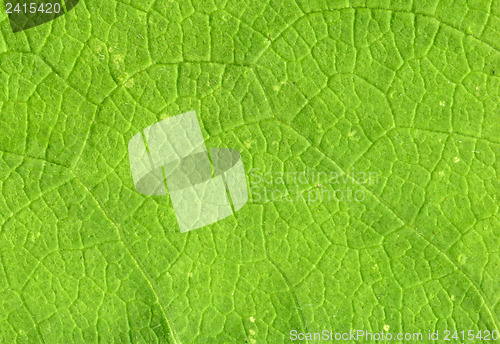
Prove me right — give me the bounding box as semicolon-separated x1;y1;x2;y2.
64;0;78;11
6;0;80;32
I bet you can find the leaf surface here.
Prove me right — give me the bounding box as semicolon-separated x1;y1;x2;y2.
0;0;498;343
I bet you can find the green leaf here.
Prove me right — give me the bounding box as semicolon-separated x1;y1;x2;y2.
0;0;498;343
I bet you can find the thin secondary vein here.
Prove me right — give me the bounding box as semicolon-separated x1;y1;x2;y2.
71;171;182;344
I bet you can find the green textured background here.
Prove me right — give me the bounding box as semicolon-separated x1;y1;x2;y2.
0;0;499;343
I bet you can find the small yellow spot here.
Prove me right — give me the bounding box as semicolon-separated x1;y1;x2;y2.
249;330;256;335
451;295;455;301
244;140;255;149
30;232;40;242
250;316;255;323
125;78;135;88
454;157;460;163
440;101;446;107
113;54;125;69
384;325;390;331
